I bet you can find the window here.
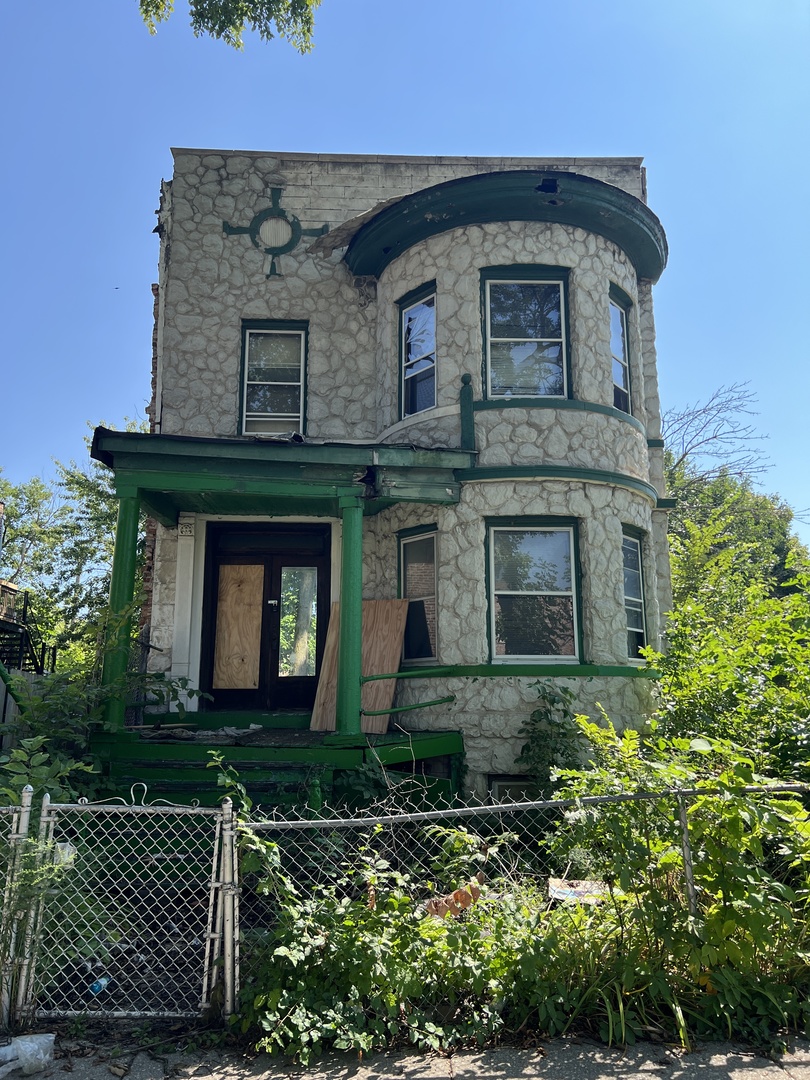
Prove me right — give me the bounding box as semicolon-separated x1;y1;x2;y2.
400;285;436;417
610;299;631;413
489;775;543;803
622;532;646;659
489;524;579;661
242;322;306;435
399;529;437;661
483;268;568;398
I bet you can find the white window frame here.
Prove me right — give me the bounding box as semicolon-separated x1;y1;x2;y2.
485;278;567;399
400;292;437;418
489;525;579;663
622;533;646;661
242;327;305;435
399;530;438;662
610;299;631;414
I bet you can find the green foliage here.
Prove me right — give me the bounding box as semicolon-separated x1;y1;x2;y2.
236;723;810;1061
666;468;808;599
516;680;587;795
139;0;321;50
0;735;94;803
647;523;810;780
0;421;148;674
549;718;810;1048
1;661;207;805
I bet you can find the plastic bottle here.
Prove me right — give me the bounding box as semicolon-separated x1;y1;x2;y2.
89;976;111;995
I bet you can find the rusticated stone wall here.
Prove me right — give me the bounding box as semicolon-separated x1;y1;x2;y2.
144;149;671;790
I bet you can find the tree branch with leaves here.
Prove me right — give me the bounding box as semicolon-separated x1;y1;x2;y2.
139;0;321;49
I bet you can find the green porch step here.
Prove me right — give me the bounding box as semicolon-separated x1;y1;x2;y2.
124;709;313;731
91;724;464;809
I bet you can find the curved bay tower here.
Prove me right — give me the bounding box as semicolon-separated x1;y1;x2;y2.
93;152;671;801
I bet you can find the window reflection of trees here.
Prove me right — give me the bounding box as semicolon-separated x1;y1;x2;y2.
492;530;576;658
488;281;564;397
489;283;562;340
278;567;317;678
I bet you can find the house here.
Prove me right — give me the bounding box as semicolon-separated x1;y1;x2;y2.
91;151;671;799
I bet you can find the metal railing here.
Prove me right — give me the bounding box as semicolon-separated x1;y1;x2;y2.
0;587;57;675
0;584;23;625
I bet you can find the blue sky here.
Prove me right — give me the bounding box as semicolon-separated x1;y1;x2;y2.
2;0;808;541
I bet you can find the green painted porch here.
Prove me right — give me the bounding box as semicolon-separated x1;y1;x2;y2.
91;710;465;807
90;428;474;805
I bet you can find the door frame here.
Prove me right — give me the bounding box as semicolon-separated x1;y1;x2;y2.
198;521;334;712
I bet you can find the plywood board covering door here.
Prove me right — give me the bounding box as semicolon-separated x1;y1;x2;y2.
212;564;264;689
310;599;409;733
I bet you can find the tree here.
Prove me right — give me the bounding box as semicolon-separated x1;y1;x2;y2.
646;383;810;778
663;381;769;492
649;529;810;781
668;471;808;599
0;476;71;595
663;383;808;596
139;0;321;50
0;422;147;674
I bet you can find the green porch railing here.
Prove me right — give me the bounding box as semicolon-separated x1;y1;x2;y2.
361;695;455;718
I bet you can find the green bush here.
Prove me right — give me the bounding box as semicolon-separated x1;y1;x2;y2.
235;721;810;1061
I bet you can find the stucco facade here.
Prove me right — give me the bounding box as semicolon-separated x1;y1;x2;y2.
95;150;671;795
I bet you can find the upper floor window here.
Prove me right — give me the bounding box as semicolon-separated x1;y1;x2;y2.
242;321;307;435
488;522;579;662
610;300;631;413
399;527;437;661
483;267;569;399
622;532;646;659
400;284;436;418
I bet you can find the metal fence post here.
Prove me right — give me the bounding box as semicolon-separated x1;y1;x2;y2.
220;798;237;1019
14;793;53;1022
0;785;34;1027
677;795;698;917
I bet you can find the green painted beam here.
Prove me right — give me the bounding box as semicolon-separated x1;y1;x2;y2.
93;428;474;471
362;663;660;680
94;740;366;766
459;374;476;451
335;497;364;737
140;492;179;527
455;465;660;505
101;493;141;727
368;732;464;765
473;396;647;437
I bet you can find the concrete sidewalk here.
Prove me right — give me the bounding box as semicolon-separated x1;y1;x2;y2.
49;1037;810;1080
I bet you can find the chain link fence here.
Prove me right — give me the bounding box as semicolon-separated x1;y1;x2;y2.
235;780;810;1017
0;788;236;1029
2;778;809;1035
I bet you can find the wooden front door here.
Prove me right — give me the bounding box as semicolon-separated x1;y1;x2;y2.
202;524;331;711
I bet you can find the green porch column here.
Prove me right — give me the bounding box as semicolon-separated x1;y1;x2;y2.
335;496;363;737
101;490;141;728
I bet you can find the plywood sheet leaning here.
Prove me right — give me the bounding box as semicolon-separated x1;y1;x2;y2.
310;602;340;730
212;564;264;689
310;599;409;733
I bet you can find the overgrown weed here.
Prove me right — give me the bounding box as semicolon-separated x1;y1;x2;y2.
235;719;810;1063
